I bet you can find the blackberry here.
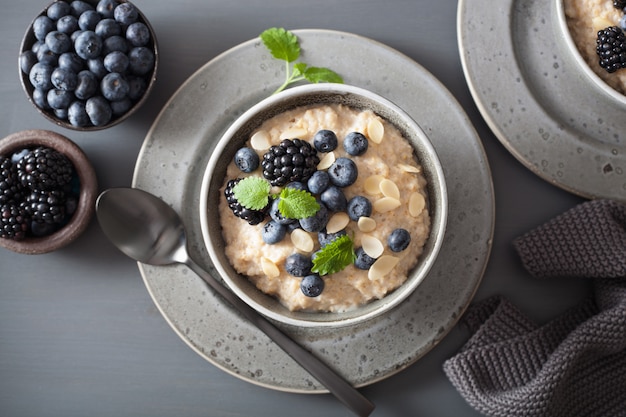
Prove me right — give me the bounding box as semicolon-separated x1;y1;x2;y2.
23;189;68;225
224;179;267;225
596;26;626;73
16;147;74;191
0;156;24;205
614;0;626;10
0;203;29;240
261;139;319;186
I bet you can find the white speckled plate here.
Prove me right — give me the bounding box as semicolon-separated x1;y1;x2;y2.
132;29;494;392
458;0;626;202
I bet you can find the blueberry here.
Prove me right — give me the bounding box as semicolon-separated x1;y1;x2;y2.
33;15;55;41
285;181;308;191
31;41;44;55
68;101;90;127
103;51;129;73
56;15;79;34
95;18;122;38
19;50;38;75
47;88;73;110
31;220;58;237
70;29;84;43
74;30;102;59
45;31;71;54
343;132;368;156
300;274;324;297
320;186;347;212
621;15;626;31
388;228;411;252
85;96;112;126
47;1;71;20
70;1;94;17
87;58;108;79
126;22;150;46
127;75;147;100
102;35;129;54
318;228;346;247
74;70;98;99
101;72;129;101
269;198;296;225
354;247;376;270
54;108;68;120
96;0;119;18
32;88;50;109
299;202;329;232
347;196;372;221
128;46;155;75
284;253;312;277
58;52;83;73
234;147;259;173
36;43;59;66
328;157;358;187
51;67;78;91
78;10;101;31
307;170;330;194
114;3;138;26
29;62;54;90
110;97;132;116
313;129;338;153
261;220;287;244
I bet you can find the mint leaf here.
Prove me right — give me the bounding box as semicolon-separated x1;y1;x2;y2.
278;187;319;219
303;67;344;84
312;235;356;276
232;177;271;210
260;27;300;63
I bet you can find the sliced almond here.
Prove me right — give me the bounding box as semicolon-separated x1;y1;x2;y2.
373;196;401;213
261;257;280;278
398;163;421;173
317;151;336;170
379;179;400;200
361;235;384;258
357;216;377;233
280;127;308;140
291;229;314;253
409;192;426;217
326;212;350;234
367;118;384;144
368;255;400;281
364;175;385;195
250;130;271;150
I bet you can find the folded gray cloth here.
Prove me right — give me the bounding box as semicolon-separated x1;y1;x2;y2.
443;199;626;417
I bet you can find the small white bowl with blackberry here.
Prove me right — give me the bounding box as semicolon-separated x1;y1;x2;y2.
19;0;158;130
0;129;97;254
199;83;448;328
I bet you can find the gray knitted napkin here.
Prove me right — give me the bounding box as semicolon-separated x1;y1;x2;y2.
443;199;626;417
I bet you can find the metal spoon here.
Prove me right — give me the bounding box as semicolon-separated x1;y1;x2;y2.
95;187;375;417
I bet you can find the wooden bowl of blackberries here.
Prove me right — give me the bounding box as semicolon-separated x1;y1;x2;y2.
0;130;98;254
19;0;158;130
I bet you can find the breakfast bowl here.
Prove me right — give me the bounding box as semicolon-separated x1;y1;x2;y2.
18;0;158;131
199;83;447;328
0;129;98;254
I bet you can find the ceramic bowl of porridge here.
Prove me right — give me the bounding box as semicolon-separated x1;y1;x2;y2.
199;83;447;328
555;0;626;103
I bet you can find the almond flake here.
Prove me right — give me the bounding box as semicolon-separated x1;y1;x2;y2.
367;118;384;144
364;175;384;195
291;229;314;253
368;255;400;281
280;128;308;140
317;151;336;170
398;163;421;173
361;235;384;258
261;257;280;278
326;212;350;234
373;196;401;213
379;179;400;199
409;192;426;217
251;130;271;150
357;216;377;232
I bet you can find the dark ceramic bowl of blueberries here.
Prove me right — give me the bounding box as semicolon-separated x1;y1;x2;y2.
0;129;98;254
19;0;158;130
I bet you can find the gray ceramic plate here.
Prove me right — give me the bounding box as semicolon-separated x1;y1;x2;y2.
458;0;626;202
132;29;494;392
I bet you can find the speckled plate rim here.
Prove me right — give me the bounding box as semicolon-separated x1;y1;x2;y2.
457;0;626;202
132;29;494;393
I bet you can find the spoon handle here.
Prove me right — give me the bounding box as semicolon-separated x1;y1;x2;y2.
185;257;375;417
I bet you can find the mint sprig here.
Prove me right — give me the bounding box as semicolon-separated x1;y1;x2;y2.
233;177;271;210
312;235;356;276
260;28;344;94
278;187;319;219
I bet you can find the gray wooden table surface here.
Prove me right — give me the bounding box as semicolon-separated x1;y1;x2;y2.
0;1;587;416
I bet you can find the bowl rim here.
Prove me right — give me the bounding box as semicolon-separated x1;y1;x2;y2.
199;83;448;328
554;0;626;105
0;129;98;254
18;0;159;131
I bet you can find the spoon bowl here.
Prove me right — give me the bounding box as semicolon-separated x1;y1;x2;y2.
95;187;375;417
